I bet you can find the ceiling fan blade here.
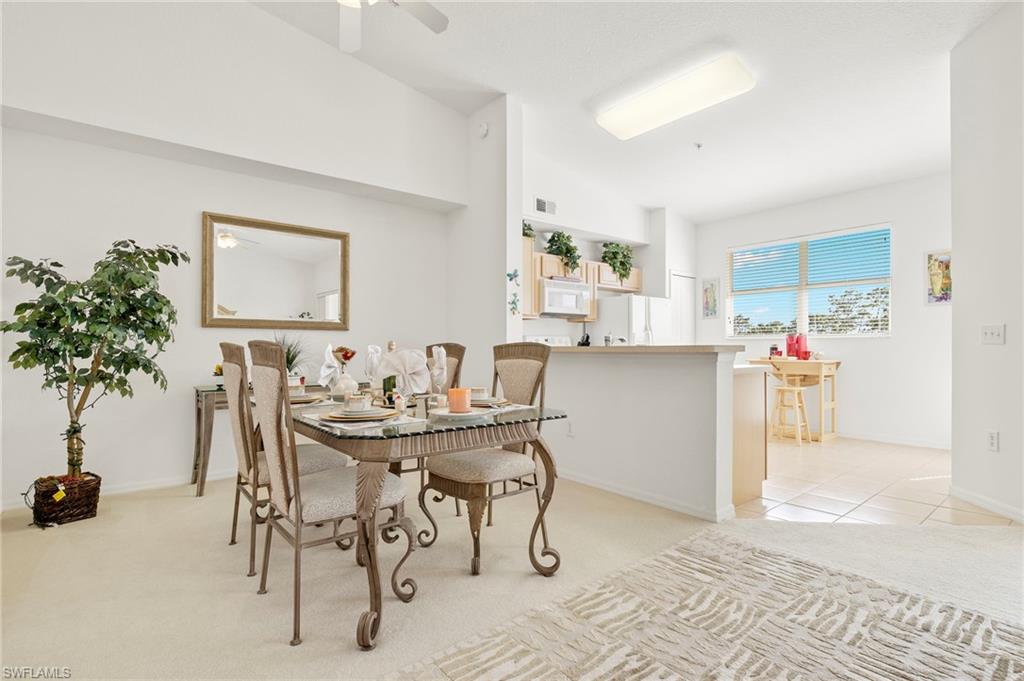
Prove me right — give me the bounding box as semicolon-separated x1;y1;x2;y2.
398;1;449;34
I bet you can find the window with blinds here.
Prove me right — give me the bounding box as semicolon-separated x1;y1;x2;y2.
727;226;891;337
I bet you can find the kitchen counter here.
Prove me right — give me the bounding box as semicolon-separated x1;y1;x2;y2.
539;343;745;521
551;344;745;354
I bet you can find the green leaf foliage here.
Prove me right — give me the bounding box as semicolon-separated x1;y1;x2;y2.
545;231;581;273
1;240;190;474
601;242;634;282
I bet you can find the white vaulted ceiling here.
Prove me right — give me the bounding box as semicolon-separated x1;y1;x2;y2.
262;1;1002;223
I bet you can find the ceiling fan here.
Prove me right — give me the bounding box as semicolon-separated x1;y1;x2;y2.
337;0;449;34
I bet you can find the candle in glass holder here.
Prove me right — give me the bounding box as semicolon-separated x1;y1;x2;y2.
448;387;472;413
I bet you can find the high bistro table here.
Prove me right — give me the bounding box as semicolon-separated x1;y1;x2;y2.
749;358;842;442
289;403;567;649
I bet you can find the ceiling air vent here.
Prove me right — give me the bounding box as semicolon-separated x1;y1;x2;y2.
535;197;557;215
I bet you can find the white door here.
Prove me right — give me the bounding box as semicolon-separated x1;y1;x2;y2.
671;274;696;344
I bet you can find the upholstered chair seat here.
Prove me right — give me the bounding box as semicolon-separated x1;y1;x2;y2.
243;444;346;485
425;449;536;485
418;342;551;576
289;468;406;524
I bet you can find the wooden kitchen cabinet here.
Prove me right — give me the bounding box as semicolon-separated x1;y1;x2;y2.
521;237;538;319
732;368;768;506
622;267;642;292
536;253;563;278
596;262;643;292
569;261;599;324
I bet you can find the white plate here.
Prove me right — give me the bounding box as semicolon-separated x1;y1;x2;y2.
321;408;396;420
470;395;501;402
429;407;490;419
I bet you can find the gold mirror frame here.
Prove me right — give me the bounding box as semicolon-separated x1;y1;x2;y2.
201;212;350;330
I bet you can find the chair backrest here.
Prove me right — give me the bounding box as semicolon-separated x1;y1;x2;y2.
425;342;466;391
492;342;550;408
220;342;257;479
248;340;302;514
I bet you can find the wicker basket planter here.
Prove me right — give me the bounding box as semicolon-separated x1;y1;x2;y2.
31;473;101;526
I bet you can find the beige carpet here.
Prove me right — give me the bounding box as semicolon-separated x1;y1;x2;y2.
399;530;1024;680
2;476;1022;681
0;475;708;680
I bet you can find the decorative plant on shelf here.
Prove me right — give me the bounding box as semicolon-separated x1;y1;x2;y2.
522;220;536;238
545;230;581;273
273;333;307;375
601;242;634;282
1;240;189;525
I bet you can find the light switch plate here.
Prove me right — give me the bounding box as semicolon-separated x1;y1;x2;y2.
982;324;1006;345
987;431;1000;452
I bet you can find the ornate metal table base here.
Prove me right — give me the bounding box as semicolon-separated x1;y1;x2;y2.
527;437;560;577
293;412;565;650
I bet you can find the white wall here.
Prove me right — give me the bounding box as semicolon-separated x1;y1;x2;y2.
445;96;524;385
522;147;646;244
696;174;953;448
1;130;450;507
950;3;1023;520
640;208;697;298
1;1;468;206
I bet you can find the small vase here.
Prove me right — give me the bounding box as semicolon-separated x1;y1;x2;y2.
332;366;359;400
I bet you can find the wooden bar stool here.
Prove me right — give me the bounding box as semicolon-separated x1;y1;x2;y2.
772;385;812;445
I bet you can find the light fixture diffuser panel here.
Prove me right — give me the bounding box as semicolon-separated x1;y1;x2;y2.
596;54;756;141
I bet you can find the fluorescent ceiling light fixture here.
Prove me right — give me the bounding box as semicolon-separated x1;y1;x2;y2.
595;54;756;141
216;232;238;249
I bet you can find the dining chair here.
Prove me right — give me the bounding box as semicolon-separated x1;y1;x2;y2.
424;342;466;392
769;359;812;445
221;342;349;577
247;340;416;646
423;342;467;515
418;342;550;575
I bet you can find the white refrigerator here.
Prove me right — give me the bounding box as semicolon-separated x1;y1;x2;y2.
597;276;695;345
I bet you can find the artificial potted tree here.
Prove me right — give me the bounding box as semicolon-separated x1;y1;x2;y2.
1;240;189;526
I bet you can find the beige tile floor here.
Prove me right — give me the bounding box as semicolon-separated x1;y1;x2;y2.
737;438;1017;526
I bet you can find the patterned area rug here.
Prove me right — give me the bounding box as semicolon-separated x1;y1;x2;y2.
398;530;1024;680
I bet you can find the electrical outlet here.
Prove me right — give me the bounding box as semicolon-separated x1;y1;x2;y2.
987;431;1000;452
982;324;1006;345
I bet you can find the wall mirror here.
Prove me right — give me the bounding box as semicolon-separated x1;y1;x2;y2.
201;212;349;330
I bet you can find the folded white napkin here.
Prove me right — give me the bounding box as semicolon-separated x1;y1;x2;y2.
318;344;340;389
365;344;383;386
380;348;430;397
428;345;448;393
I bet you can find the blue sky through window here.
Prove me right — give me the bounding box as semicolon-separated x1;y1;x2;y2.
729;226;892;336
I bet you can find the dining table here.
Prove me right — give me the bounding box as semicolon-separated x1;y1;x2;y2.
190;383;329;496
288;401;567;649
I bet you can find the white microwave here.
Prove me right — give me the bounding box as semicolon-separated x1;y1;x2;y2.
540;278;590;317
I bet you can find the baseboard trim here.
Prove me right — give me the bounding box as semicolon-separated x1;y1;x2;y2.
1;468;237;512
837;432;951;450
558;468;724;522
949;485;1023;523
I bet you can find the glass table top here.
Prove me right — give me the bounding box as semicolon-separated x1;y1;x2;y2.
291;403;566;441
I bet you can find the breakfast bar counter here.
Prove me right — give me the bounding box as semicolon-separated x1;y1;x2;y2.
550;345;745;355
539;343;746;521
